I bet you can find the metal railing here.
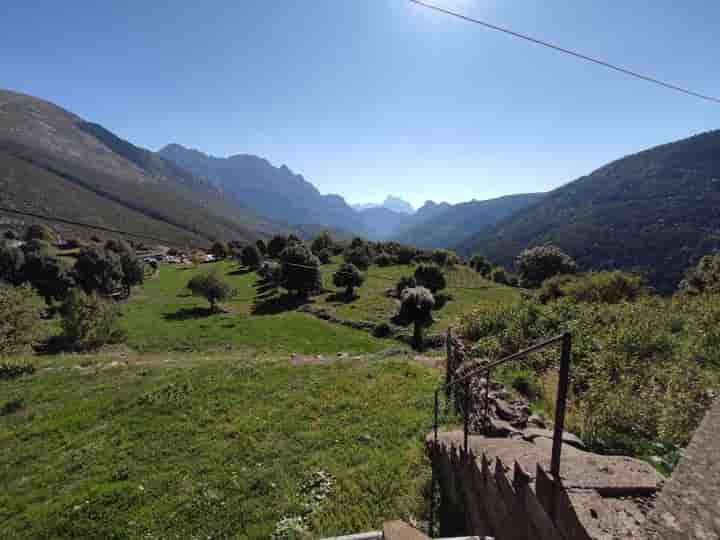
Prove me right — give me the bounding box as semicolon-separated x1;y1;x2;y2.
428;332;572;536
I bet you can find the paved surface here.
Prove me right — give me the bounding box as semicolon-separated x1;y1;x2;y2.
646;398;720;540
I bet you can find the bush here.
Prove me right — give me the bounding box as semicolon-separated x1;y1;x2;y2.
373;322;392;338
279;243;322;297
268;235;288;259
516;245;577;288
490;266;510;285
679;252;720;295
432;249;459;267
539;271;644;304
344;247;372;271
470;254;492;277
187;271;234;311
414;264;446;293
210;241;229;259
120;252;145;297
396;245;416;265
21;252;74;305
398;287;435;349
256;239;267;256
0;244;26;285
332;263;364;297
60;289;122;350
374;252;393;267
395;276;416;297
311;231;333;255
74;247;124;295
24;224;56;243
241;245;262;269
3;230;17;240
105;239;133;254
317;249;332;265
0;283;42;356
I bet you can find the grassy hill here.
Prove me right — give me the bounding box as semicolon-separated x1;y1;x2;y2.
458;130;720;291
0;89;284;246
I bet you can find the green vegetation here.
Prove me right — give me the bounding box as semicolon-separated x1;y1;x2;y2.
397;287;435;349
515;244;577;288
0;352;439;539
60;289;123;351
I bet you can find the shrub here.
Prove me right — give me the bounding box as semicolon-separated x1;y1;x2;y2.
516;245;577;288
317;249;332;265
279;243;322;298
21;252;74;305
398;287;435;349
344;247;371;271
414;264;446;293
120;252;145;297
396;245;416;265
187;271;234;311
311;231;334;255
21;239;50;257
470;254;492;277
539;271;644;304
256;239;267;256
104;239;133;254
0;362;36;380
432;249;459;267
395;276;416;297
0;283;42;356
332;263;364;297
241;245;262;269
0;244;26;285
74;247;124;295
210;241;229;259
60;289;122;350
3;230;16;240
373;322;392;338
268;235;288;258
374;252;393;267
24;223;56;243
490;266;510;285
679;252;720;295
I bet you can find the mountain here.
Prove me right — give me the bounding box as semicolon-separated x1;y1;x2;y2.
0;89;283;246
458;130;720;291
159;144;365;234
394;193;545;249
357;207;411;240
382;196;414;214
352;196;414;215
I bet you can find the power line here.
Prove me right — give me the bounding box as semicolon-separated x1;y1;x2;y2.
409;0;720;105
0;205;204;249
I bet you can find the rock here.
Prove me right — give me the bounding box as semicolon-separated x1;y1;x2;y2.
522;427;586;449
359;434;372;443
528;414;546;428
494;398;517;422
488;418;524;438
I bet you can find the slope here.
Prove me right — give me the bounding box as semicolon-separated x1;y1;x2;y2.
458;130;720;291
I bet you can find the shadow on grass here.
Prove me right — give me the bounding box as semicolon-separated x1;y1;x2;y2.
252;293;308;315
164;306;221;321
325;292;360;304
228;267;254;276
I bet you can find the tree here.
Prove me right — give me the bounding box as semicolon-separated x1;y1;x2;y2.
287;234;302;246
515;245;577;288
375;253;393;267
24;224;56;243
490;266;510;285
397;245;416;265
256;239;267;256
268;235;288;259
120;252;145;297
470;254;492;277
279;243;321;298
104;239;133;254
680;253;720;295
60;289;121;350
432;249;459;267
396;276;416;297
187;271;233;312
241;245;262;269
311;231;333;254
0;244;26;285
350;237;365;249
74;247;124;296
344;247;371;271
414;264;446;293
22;239;51;257
0;283;43;355
210;241;229;259
333;263;364;297
398;287;435;349
22;253;74;305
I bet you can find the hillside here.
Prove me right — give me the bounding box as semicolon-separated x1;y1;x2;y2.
394;194;545;249
159;144;366;234
0;89;283;245
357;206;411;240
458;130;720;291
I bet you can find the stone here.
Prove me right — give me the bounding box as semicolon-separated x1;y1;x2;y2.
528;414;546;428
522;427;586;449
494;398;517;422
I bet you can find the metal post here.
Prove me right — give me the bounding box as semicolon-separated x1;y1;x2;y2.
463;378;470;453
433;391;439;446
550;333;572;479
484;369;492;436
429;469;436;538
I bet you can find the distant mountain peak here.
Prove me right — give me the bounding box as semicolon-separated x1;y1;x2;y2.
382;196;414;214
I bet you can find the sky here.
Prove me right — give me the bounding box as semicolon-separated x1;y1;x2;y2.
3;0;720;208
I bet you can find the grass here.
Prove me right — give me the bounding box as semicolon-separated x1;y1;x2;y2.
0;351;440;539
120;261;390;355
315;260;520;334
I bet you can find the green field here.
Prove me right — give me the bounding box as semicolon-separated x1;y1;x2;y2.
0;351;439;539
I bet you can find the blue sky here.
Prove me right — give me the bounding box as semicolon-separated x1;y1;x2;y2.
3;0;719;208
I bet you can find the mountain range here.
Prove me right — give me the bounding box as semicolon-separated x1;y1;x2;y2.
2;87;719;291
